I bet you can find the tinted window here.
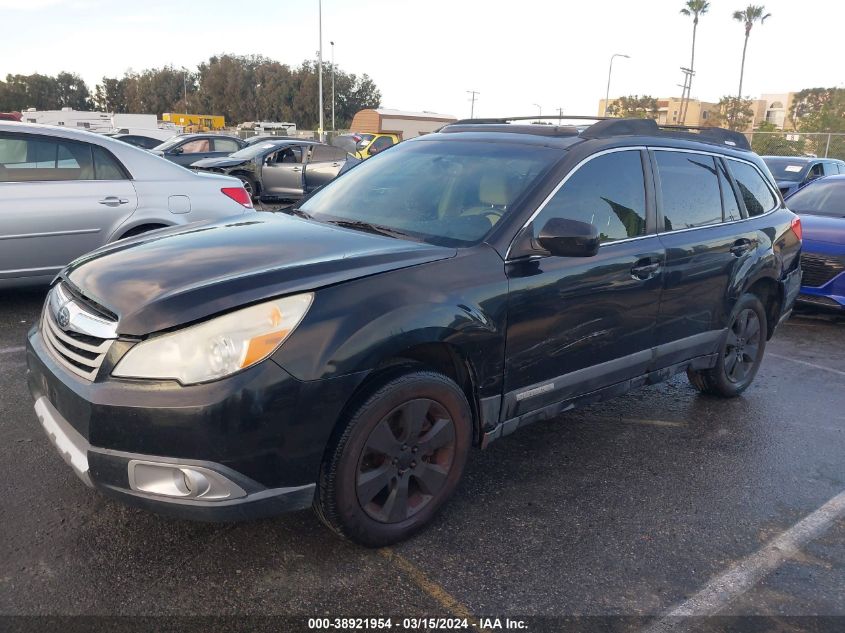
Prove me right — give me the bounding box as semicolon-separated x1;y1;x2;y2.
786;179;845;217
718;160;742;222
311;144;346;162
728;159;778;217
93;146;127;180
656;151;722;230
0;134;94;182
300;140;559;247
214;138;241;153
370;136;395;153
532;150;647;244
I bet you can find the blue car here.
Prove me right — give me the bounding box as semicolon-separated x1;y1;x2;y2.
763;156;845;198
785;175;845;310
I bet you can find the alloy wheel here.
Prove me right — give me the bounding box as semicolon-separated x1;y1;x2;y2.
724;308;761;383
356;398;456;523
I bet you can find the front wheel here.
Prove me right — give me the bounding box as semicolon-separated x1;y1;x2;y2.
687;293;767;398
314;369;472;547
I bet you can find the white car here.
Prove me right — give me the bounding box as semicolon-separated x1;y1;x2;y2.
0;121;254;288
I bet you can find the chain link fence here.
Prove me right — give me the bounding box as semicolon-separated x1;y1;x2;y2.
746;132;845;160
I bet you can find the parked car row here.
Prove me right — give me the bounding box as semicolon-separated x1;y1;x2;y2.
22;116;804;546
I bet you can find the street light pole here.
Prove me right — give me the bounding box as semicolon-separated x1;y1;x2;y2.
330;40;335;132
604;53;630;116
467;90;479;118
533;103;541;123
183;69;188;115
317;0;324;141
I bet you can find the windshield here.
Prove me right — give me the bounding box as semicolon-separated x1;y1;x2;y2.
764;158;809;182
331;135;360;154
229;143;284;160
299;139;561;246
787;179;845;217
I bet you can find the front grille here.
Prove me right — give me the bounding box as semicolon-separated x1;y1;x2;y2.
41;285;116;381
800;253;845;288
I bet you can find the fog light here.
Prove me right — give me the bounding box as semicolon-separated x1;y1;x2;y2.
127;460;247;501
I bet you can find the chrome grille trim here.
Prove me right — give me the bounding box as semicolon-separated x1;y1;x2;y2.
41;284;117;381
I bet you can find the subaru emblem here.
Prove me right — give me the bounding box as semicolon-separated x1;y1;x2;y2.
57;306;70;329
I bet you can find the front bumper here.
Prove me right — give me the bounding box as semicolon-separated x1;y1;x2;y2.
26;325;367;521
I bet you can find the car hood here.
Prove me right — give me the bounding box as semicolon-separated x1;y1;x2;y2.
191;157;248;169
61;215;456;336
799;213;845;247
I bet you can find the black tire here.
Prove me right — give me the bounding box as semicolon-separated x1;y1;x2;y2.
236;175;257;199
687;293;768;398
314;369;472;547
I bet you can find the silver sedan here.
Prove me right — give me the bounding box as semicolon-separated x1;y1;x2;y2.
0;122;255;288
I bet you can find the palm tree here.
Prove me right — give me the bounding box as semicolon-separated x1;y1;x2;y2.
679;0;710;124
733;5;771;106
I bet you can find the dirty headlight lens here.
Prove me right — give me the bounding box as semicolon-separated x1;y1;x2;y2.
113;294;312;384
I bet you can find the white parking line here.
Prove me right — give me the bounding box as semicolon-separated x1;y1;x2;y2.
0;346;25;355
768;353;845;378
644;489;845;632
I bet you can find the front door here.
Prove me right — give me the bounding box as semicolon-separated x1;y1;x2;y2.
261;146;305;197
503;149;664;419
0;133;138;281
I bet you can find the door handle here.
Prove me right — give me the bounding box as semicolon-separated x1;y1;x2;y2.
730;238;753;257
631;259;661;280
291;167;302;172
98;197;129;207
331;162;341;167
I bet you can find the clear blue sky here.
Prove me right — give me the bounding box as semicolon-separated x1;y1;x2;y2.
2;0;844;118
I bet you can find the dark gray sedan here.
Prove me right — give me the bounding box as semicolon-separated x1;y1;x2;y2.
151;134;245;167
191;140;358;201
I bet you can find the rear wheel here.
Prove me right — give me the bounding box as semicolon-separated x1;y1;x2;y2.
314;369;472;547
687;293;767;397
236;175;257;199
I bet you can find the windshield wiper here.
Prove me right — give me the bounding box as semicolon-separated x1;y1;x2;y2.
325;219;411;239
280;206;313;220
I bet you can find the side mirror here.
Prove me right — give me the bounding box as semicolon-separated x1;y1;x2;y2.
537;218;600;257
170;147;183;155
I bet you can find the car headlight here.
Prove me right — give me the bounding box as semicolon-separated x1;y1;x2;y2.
113;294;313;384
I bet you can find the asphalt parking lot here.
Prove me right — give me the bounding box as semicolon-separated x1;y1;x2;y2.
1;289;843;631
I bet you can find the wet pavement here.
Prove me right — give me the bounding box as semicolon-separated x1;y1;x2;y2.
0;289;842;630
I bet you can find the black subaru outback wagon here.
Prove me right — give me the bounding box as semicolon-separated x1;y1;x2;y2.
27;117;802;546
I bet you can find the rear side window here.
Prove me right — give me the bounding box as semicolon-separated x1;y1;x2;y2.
728;159;778;217
214;138;241;153
0;134;94;182
310;145;346;162
532;150;647;244
93;146;127;180
656;151;723;230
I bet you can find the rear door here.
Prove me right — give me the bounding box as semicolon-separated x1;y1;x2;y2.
0;132;137;282
503;148;664;418
303;145;347;191
651;149;761;367
260;145;305;196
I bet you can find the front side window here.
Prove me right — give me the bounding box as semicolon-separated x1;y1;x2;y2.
273;147;303;164
299;139;561;246
180;139;211;153
728;159;778;217
0;134;94;182
656;151;722;230
530;150;647;243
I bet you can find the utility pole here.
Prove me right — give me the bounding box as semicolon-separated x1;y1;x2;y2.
317;0;324;142
533;103;541;123
330;41;336;131
182;68;189;115
466;90;479;118
557;107;564;118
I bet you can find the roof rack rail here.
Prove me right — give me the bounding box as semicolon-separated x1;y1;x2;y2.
440;116;751;150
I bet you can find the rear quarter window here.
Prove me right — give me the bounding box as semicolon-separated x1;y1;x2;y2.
727;159;778;217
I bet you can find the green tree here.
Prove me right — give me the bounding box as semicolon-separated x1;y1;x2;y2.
605;95;658;119
713;95;754;131
732;5;770;113
789;87;845;132
679;0;710;124
55;72;92;110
